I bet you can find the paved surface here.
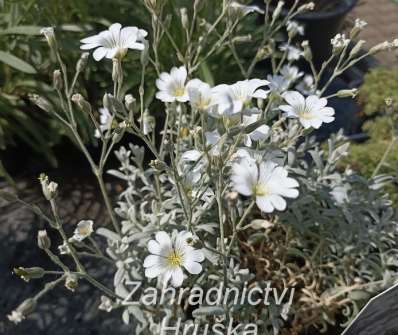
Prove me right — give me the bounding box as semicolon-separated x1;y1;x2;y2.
351;0;398;67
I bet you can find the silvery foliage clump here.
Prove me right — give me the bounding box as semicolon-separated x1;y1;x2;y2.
6;1;398;334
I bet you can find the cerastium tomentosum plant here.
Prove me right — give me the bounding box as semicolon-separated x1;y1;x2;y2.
5;1;398;334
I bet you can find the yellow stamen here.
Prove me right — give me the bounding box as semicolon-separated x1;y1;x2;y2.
173;87;185;97
167;250;183;267
253;184;269;197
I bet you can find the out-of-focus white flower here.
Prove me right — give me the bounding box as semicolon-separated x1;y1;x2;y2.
70;220;94;242
212;79;269;116
186;79;214;112
279;44;303;61
295;74;318;96
205;129;222;156
280;65;303;83
7;311;24;324
95;108;112;138
144;231;205;287
58;242;71;255
331;33;350;51
279;91;335;129
99;296;114;312
267;74;290;95
179;150;206;185
156;66;189;103
354;18;367;30
231;155;299;213
242;114;270;147
80;23;147;61
229;1;265;15
287;21;304;36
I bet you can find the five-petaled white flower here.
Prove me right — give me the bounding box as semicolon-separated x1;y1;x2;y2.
212;79;269;116
280;65;303;83
144;231;205;287
231;156;299;213
70;220;94;242
279;91;335;129
279;44;303;61
80;23;148;61
186;79;214;112
156;66;189;103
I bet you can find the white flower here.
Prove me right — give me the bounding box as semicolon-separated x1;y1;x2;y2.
280;91;335;129
186;79;214;112
354;18;367;30
331;33;350;50
7;310;24;324
58;242;71;255
144;231;205;287
330;185;351;204
287;21;304;36
280;65;303;83
295;74;316;96
70;220;94;242
231;156;299;213
81;23;148;61
279;44;303;61
242;114;270;147
156;66;189;103
95;108;112;138
212;79;269;116
229;1;265;15
267;74;290;95
99;296;113;312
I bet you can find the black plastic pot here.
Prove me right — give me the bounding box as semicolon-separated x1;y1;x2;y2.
294;0;358;67
257;0;358;68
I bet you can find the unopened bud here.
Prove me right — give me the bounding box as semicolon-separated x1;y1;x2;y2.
29;94;52;113
226;191;239;206
65;274;79;292
140;40;150;67
180;8;189;30
76;52;89;73
39;173;58;201
125;94;136;113
349;40;366;57
301;40;312;61
37;230;51;250
53;69;62;90
336;89;358;98
298;2;315;12
272;1;285;23
71;93;92;114
369;41;391;54
350;18;367;39
232;35;252;44
14;267;45;282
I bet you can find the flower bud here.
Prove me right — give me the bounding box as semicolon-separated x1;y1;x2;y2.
39;173;58;201
180;7;189;30
301;40;312;61
37;230;51;250
297;2;315;12
53;69;62;91
76;52;89;73
369;41;391;54
29;94;52;113
349;40;365;57
14;267;45;282
65;274;79;292
232;34;252;44
226;191;239;206
140;40;150;67
149;159;168;171
336;89;358;98
40;27;56;50
71;93;92;114
272;1;285;24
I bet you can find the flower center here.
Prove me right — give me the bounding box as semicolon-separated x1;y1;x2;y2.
173;87;185;97
166;250;183;267
253;183;269;196
298;106;314;120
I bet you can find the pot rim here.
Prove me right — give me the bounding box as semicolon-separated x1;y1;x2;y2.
268;0;358;21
